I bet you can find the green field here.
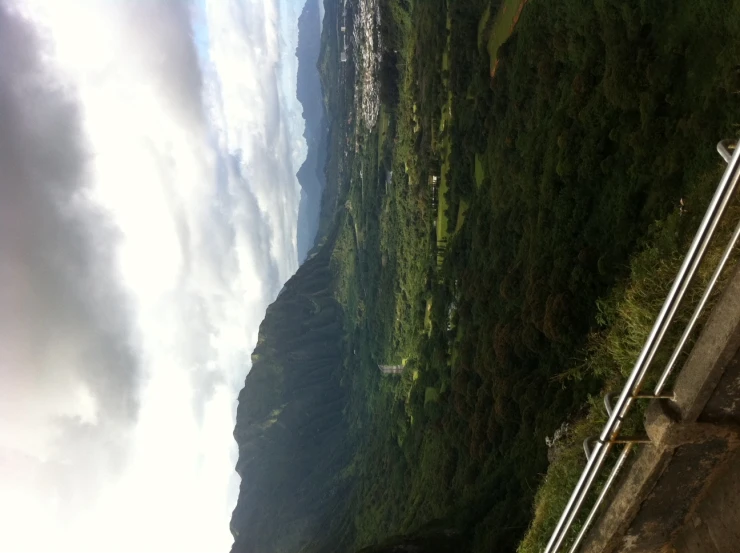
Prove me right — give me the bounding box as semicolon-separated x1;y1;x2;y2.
454;200;469;233
477;5;491;51
481;0;526;73
436;158;449;241
474;154;485;188
435;7;456;264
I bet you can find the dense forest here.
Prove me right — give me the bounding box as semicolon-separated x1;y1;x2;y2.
229;0;740;552
230;237;353;553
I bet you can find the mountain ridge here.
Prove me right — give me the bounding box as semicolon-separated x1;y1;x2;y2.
295;0;328;262
229;233;351;553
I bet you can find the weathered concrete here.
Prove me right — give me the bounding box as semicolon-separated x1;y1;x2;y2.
673;261;740;424
623;439;732;552
579;444;672;553
701;352;740;426
673;447;740;553
580;264;740;553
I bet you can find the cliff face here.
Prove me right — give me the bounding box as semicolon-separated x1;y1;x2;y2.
230;242;350;553
295;0;328;262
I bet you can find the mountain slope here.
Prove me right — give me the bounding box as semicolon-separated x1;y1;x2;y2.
230;241;350;553
295;0;328;262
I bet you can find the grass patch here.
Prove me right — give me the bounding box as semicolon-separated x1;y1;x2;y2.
486;0;526;74
477;5;491;52
474;154;485;188
436;156;450;258
455;199;469;233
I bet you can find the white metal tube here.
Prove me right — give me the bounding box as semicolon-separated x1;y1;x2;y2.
654;215;740;394
549;441;613;553
567;444;633;553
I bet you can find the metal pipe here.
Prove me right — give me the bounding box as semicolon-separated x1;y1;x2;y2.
583;438;595;461
602;393;672;412
604;394;613;416
718;139;735;164
543;440;602;553
549;441;613;553
544;141;740;553
654;215;740;394
567;444;633;553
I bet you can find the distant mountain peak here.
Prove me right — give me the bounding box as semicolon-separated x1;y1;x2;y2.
294;0;328;263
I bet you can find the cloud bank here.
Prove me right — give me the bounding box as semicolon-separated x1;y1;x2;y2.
0;0;141;505
0;0;312;551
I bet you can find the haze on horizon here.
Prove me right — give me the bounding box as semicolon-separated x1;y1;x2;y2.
0;0;323;551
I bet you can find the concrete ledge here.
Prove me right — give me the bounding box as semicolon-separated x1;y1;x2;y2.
622;439;734;552
674;264;740;423
645;399;740;449
673;447;740;553
580;444;672;553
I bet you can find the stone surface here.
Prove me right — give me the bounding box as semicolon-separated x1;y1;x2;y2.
701;353;740;426
673;447;740;553
673;264;740;423
620;439;730;552
646;399;740;448
579;443;671;553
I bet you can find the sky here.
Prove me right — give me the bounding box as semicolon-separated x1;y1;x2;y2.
0;0;321;551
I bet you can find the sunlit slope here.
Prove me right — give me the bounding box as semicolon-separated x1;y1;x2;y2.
230;241;350;553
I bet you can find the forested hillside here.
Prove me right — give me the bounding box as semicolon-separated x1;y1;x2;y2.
230;240;351;553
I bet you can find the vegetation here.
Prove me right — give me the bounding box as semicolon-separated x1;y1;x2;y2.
517;198;740;553
478;0;524;74
231;238;353;553
229;0;740;552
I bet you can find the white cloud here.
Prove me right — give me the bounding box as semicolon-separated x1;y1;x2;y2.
202;0;308;279
0;0;310;551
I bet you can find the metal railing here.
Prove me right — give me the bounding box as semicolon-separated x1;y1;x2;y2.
543;139;740;553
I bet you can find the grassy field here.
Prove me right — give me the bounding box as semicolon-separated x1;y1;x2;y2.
474;154;485;188
477;5;491;52
480;0;526;74
454;200;469;233
436;157;450;248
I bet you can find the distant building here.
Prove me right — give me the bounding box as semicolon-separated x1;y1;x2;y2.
378;364;403;376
